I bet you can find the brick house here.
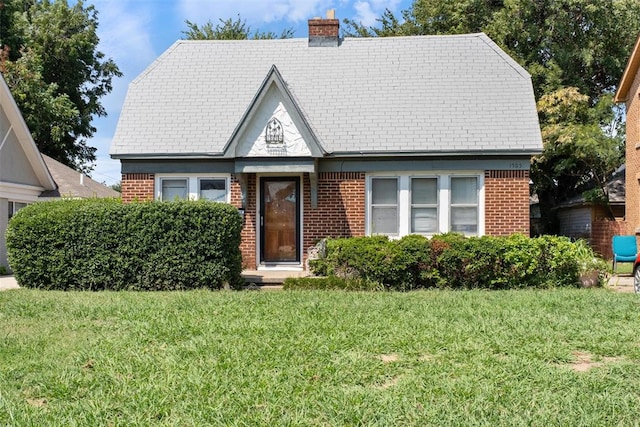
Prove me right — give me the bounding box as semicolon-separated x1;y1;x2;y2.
615;34;640;238
111;15;542;271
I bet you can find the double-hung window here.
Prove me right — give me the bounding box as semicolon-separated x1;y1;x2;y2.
368;173;482;237
450;177;479;235
411;177;438;234
158;175;230;202
370;177;399;235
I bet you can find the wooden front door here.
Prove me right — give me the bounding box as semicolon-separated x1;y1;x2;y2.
260;177;300;263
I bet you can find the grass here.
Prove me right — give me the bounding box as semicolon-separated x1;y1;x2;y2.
613;262;634;275
1;288;639;426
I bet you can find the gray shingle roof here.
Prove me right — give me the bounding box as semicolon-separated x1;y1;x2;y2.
110;33;542;158
39;155;120;199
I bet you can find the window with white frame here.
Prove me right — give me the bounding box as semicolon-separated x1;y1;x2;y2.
450;177;479;235
157;175;230;202
370;177;399;235
161;179;188;201
199;178;226;202
367;173;482;237
8;201;27;220
411;177;438;234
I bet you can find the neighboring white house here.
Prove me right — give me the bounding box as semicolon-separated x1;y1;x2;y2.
0;74;56;269
0;74;119;270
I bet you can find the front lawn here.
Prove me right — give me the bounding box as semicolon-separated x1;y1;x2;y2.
1;289;639;425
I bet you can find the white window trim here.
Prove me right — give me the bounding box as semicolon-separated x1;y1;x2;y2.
155;174;231;202
410;176;439;236
366;172;485;237
370;176;400;236
449;175;483;237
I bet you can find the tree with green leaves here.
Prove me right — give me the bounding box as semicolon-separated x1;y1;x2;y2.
532;88;623;227
182;16;294;40
345;0;640;231
0;0;121;173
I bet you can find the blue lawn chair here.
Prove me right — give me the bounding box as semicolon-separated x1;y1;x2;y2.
612;235;637;273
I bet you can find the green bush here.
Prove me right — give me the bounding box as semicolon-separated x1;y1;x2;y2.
6;199;243;291
308;234;604;291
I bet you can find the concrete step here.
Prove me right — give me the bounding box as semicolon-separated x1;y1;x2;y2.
241;270;308;285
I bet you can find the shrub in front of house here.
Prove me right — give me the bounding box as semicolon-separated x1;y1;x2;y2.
305;234;603;291
6;199;243;291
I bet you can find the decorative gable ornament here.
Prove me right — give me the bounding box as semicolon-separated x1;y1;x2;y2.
265;117;284;145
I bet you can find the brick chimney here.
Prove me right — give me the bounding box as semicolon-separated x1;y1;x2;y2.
308;9;339;47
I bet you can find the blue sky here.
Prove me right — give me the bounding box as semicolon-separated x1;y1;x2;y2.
86;0;413;185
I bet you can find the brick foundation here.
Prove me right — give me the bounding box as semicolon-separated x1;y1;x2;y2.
484;170;530;236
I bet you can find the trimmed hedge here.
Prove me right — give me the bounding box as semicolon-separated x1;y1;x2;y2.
305;233;607;291
6;199;243;290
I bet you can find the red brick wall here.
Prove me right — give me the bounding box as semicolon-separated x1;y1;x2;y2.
302;172;365;265
230;172;366;269
625;68;640;236
230;174;257;269
484;170;530;236
121;173;154;202
591;218;628;259
121;169;532;267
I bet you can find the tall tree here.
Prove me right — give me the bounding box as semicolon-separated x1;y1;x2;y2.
532;88;623;229
0;0;121;173
344;0;640;231
182;16;294;40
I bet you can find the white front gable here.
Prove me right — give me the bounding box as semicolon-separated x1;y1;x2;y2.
235;85;312;158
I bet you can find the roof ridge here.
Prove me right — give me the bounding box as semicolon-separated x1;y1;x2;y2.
131;40;184;85
474;33;531;80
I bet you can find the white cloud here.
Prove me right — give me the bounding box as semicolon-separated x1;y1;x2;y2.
353;1;378;26
92;1;158;74
353;0;402;26
86;1;160;181
177;0;331;25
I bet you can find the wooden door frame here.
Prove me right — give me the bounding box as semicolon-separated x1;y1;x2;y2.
258;176;301;265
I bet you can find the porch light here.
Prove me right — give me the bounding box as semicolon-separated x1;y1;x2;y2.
265;117;284;144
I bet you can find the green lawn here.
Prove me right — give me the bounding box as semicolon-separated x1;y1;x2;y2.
1;289;639;426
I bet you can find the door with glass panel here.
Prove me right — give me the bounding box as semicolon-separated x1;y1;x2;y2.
260;177;300;263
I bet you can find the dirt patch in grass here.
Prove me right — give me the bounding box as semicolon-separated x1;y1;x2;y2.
568;351;623;372
26;398;47;408
377;353;400;363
